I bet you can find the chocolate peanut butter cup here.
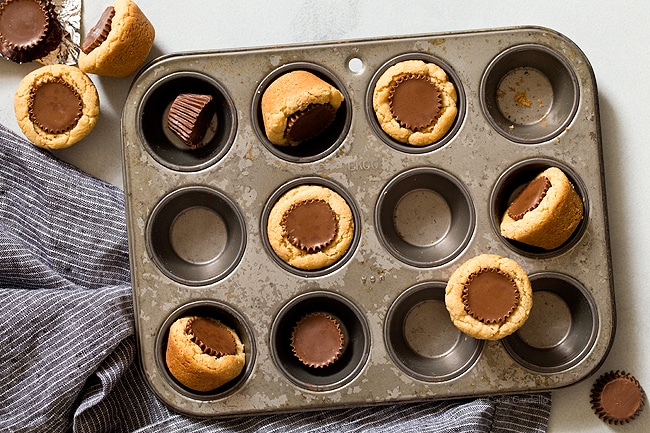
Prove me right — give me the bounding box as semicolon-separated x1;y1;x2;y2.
186;316;237;358
28;77;82;134
81;6;115;54
291;312;344;368
284;103;337;143
281;199;338;253
0;0;62;63
388;73;442;131
462;268;520;324
591;370;646;425
506;175;551;221
167;93;215;149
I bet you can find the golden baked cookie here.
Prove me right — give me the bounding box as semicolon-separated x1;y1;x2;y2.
500;166;583;250
77;0;155;78
14;64;99;149
165;316;245;392
261;70;344;146
267;184;354;270
373;59;457;146
445;254;532;340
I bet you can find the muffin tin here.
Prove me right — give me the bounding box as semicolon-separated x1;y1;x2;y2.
122;26;614;417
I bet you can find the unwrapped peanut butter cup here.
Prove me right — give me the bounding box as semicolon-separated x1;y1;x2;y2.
291;312;344;368
167;93;215;149
0;0;62;63
186;316;237;358
462;268;519;324
591;370;645;425
388;73;442;131
284;103;336;143
282;199;338;253
81;6;115;54
507;175;552;221
28;77;82;134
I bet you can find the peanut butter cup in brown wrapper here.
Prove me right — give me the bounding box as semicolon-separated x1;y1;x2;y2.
462;268;519;324
81;5;114;54
506;175;552;221
185;316;237;358
284;103;336;143
167;93;215;149
281;199;338;253
0;0;64;63
291;312;344;368
28;76;82;134
388;73;442;131
591;370;646;425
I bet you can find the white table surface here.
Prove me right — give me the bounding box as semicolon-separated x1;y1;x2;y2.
1;1;648;431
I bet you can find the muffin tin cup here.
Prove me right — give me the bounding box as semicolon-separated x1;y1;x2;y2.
489;157;589;258
375;167;475;267
502;272;599;373
138;71;237;171
251;62;352;163
260;176;361;277
146;186;247;286
480;44;579;144
123;27;614;417
155;300;257;401
366;52;466;154
269;291;371;391
385;281;483;382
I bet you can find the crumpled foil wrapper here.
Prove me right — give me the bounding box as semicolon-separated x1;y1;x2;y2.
0;0;81;65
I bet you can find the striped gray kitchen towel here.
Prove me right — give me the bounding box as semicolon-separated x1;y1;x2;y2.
0;123;551;432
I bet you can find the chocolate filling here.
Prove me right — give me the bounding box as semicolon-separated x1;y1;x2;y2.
507;175;552;220
167;93;215;149
462;268;519;324
28;78;82;134
81;6;115;54
284;103;336;143
186;317;237;358
291;312;344;368
282;199;338;253
388;73;442;131
591;371;646;424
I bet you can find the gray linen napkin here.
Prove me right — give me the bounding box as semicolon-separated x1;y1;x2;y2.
0;123;551;432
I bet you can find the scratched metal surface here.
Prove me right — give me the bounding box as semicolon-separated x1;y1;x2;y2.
121;26;614;417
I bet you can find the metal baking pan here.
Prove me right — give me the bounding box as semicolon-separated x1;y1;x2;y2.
121;26;614;417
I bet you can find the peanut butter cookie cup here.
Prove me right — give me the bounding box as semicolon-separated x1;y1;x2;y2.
445;254;532;340
14;64;99;149
372;59;457;146
78;0;154;78
261;70;344;146
500;166;583;250
165;316;246;392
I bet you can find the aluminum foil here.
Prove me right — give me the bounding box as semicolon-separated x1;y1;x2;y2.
0;0;81;65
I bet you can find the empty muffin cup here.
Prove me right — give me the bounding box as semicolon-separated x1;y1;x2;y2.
156;300;256;400
375;167;474;267
480;44;579;144
385;281;483;382
490;158;588;258
366;52;465;153
146;186;246;286
138;71;237;171
502;272;599;373
261;177;361;277
252;62;352;163
270;291;370;391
